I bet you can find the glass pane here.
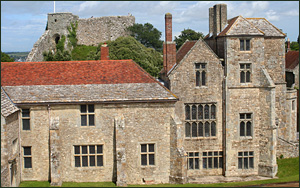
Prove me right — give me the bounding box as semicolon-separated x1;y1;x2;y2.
196;71;200;86
208;158;212;168
195;158;199;169
195;152;199;157
238;158;242;169
88;105;94;113
240;64;245;69
202;71;206;86
205;122;210;137
201;64;206;69
238;152;243;156
189;152;194;157
203;152;207;156
80;105;87;113
192;105;197;120
249;157;254;168
203;158;207;169
24;157;32;168
198;122;203;137
214;157;218;168
74;146;80;154
240;122;245;136
97;155;103;166
219;157;223;168
185;105;190;120
211;105;216;119
97;145;103;154
244;158;248;169
89;115;95;126
214;151;218;156
90;156;95;166
240;40;245;51
75;156;80;167
141;154;147;165
240;71;245;83
246;71;251;82
198;105;203;119
246;121;252;136
195;63;200;69
208;152;213;156
204;105;209;119
82;156;88;167
24;147;31;155
211;121;216;136
219;151;223;156
246;40;250;50
246;64;251;69
240;114;245;119
244;152;248;156
192;122;197;137
189;158;194;169
149;154;155;165
141;144;147;152
246;113;251;119
22;119;30;130
22;109;30;117
185;123;191;137
149;144;154;152
89;146;95;154
249;151;254;156
81;115;87;126
82;146;88;154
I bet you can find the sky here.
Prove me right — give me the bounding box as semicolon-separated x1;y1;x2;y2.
1;1;299;52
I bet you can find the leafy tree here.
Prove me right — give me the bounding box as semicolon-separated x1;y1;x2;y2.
174;29;204;50
290;41;299;51
56;35;66;52
1;51;14;62
127;23;163;52
43;50;71;61
67;21;78;48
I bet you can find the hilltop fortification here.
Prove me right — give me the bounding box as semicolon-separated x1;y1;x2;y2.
26;13;135;62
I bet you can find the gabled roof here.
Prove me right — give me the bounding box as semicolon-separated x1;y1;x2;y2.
176;40;197;64
1;60;177;104
1;87;19;117
246;18;286;37
286;51;299;70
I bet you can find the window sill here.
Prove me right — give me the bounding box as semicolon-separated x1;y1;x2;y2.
239;51;252;53
185;137;218;140
141;165;156;169
195;86;208;89
240;136;253;140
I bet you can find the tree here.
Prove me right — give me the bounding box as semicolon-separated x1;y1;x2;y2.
43;50;71;61
127;23;163;52
1;51;14;62
290;41;299;51
174;29;204;50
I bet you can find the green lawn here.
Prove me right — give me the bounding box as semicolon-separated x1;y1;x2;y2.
19;157;299;187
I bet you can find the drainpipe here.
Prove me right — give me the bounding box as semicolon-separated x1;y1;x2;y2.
18;110;22;182
47;105;51;181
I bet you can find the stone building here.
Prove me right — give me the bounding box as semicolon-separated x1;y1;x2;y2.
285;50;299;89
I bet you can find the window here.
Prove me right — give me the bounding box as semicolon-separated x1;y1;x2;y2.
22;109;30;130
238;151;254;169
185;103;217;138
240;39;250;51
23;147;32;168
80;105;95;126
141;144;155;166
240;64;251;83
203;151;223;169
292;100;295;111
240;113;252;137
187;152;200;170
195;63;206;86
74;145;103;167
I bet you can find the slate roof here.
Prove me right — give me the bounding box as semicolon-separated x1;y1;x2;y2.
246;18;286;37
176;40;197;64
1;60;177;104
285;51;299;70
1;87;19;117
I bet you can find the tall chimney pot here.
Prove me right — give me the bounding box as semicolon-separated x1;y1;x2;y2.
101;43;109;60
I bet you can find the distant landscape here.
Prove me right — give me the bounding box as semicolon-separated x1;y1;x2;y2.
5;51;29;62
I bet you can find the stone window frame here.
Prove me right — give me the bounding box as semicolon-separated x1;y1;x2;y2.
140;143;156;167
238;151;254;169
187;151;200;170
240;38;251;51
239;113;253;139
23;146;32;169
240;63;252;83
73;144;104;168
195;63;207;87
185;103;217;139
202;151;223;169
80;104;95;126
21;109;31;131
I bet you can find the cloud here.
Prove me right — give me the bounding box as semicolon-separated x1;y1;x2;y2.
266;10;279;21
281;10;299;17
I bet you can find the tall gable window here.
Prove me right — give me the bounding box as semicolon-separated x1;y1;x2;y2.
22;109;30;130
80;105;95;126
195;63;206;86
240;64;251;83
185;103;216;138
240;39;250;51
240;113;252;137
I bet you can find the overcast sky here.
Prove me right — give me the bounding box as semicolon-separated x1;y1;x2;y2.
1;1;299;52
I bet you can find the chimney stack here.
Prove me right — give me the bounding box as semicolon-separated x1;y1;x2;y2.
209;4;227;37
163;13;176;75
101;43;109;60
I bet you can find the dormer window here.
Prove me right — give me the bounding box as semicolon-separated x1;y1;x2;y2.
240;39;250;51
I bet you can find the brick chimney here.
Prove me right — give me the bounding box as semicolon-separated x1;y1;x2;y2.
163;13;176;74
101;43;109;60
209;4;227;37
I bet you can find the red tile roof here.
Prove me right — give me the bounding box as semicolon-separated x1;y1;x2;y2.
176;41;197;64
1;60;157;86
285;51;299;69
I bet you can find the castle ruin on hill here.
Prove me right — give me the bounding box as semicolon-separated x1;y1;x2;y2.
26;13;135;62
